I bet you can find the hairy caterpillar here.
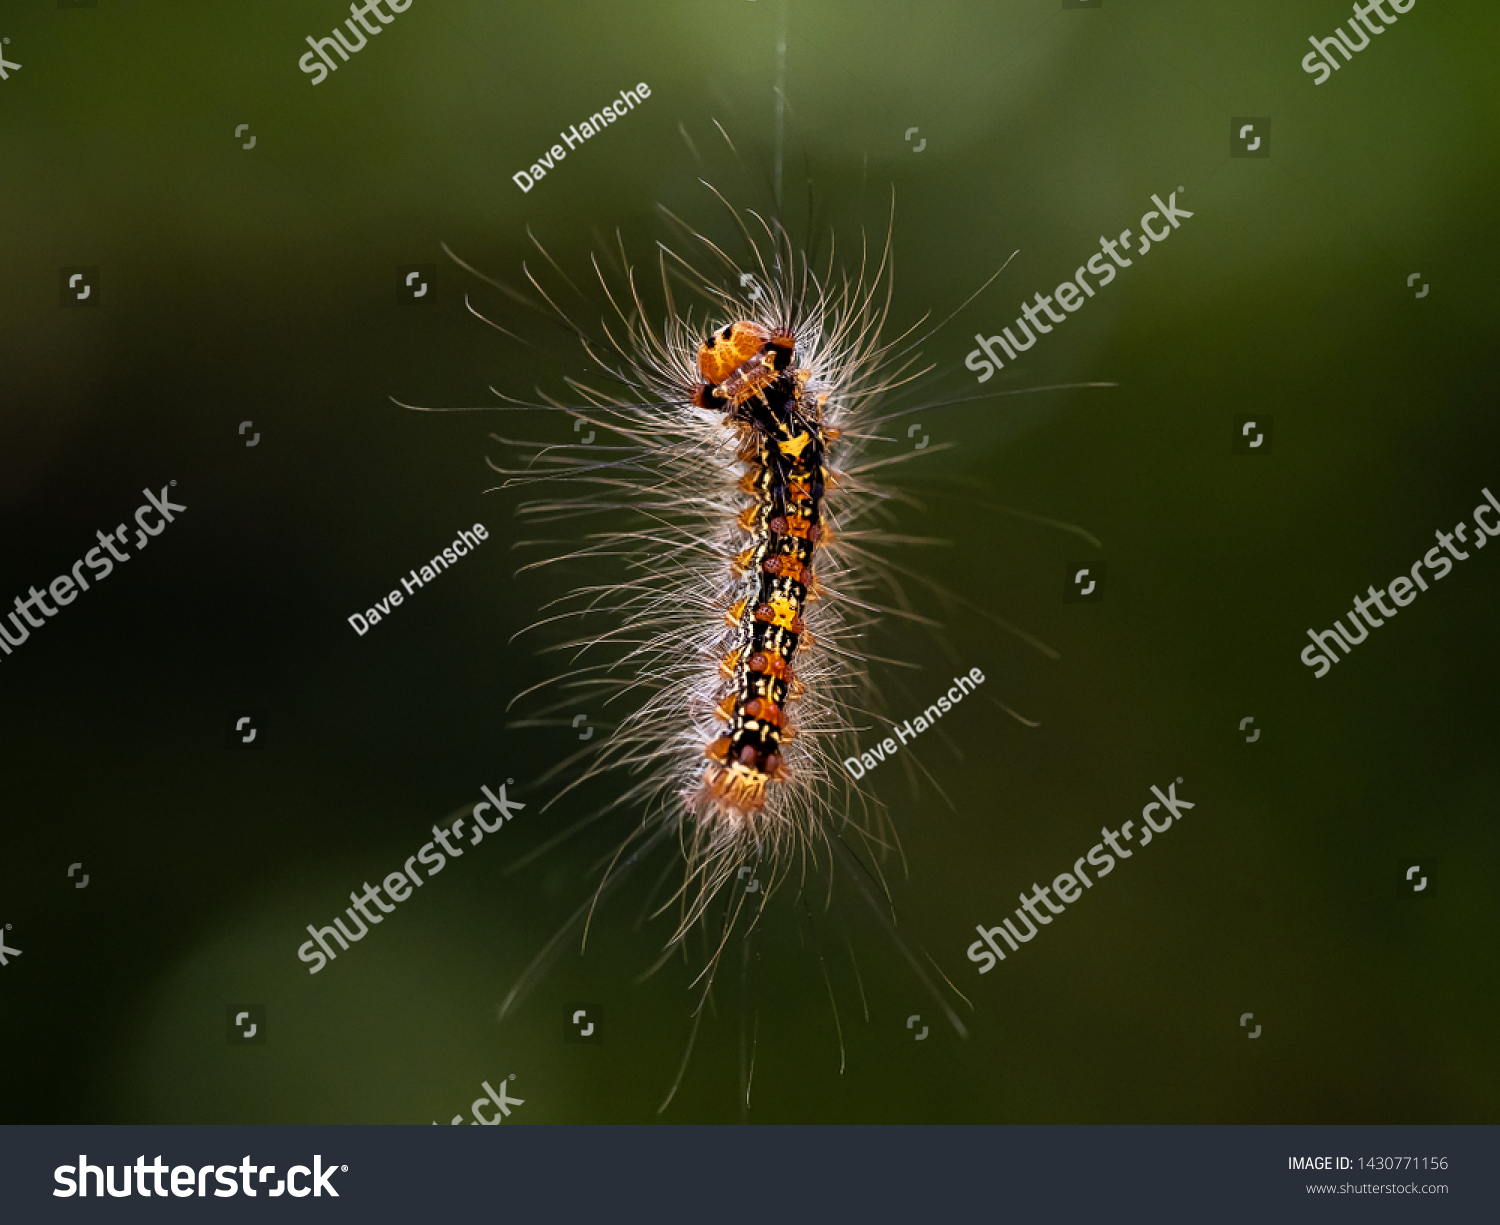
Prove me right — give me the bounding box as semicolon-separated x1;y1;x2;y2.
487;188;909;959
410;133;1101;1109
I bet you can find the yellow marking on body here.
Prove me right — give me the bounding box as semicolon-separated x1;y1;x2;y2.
767;595;798;630
777;431;811;460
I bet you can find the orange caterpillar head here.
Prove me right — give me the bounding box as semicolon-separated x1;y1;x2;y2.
696;320;796;408
698;321;772;385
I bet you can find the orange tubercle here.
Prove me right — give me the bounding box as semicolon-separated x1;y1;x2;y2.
763;555;804;582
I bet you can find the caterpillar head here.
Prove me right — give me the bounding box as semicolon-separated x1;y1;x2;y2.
696;320;795;408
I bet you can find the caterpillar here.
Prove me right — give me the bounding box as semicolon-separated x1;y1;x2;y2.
411;133;1100;1110
477;183;919;966
693;314;828;826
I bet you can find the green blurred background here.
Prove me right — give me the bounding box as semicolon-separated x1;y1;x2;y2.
1;0;1497;1123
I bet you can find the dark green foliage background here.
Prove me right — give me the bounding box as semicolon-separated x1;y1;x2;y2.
1;0;1496;1122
